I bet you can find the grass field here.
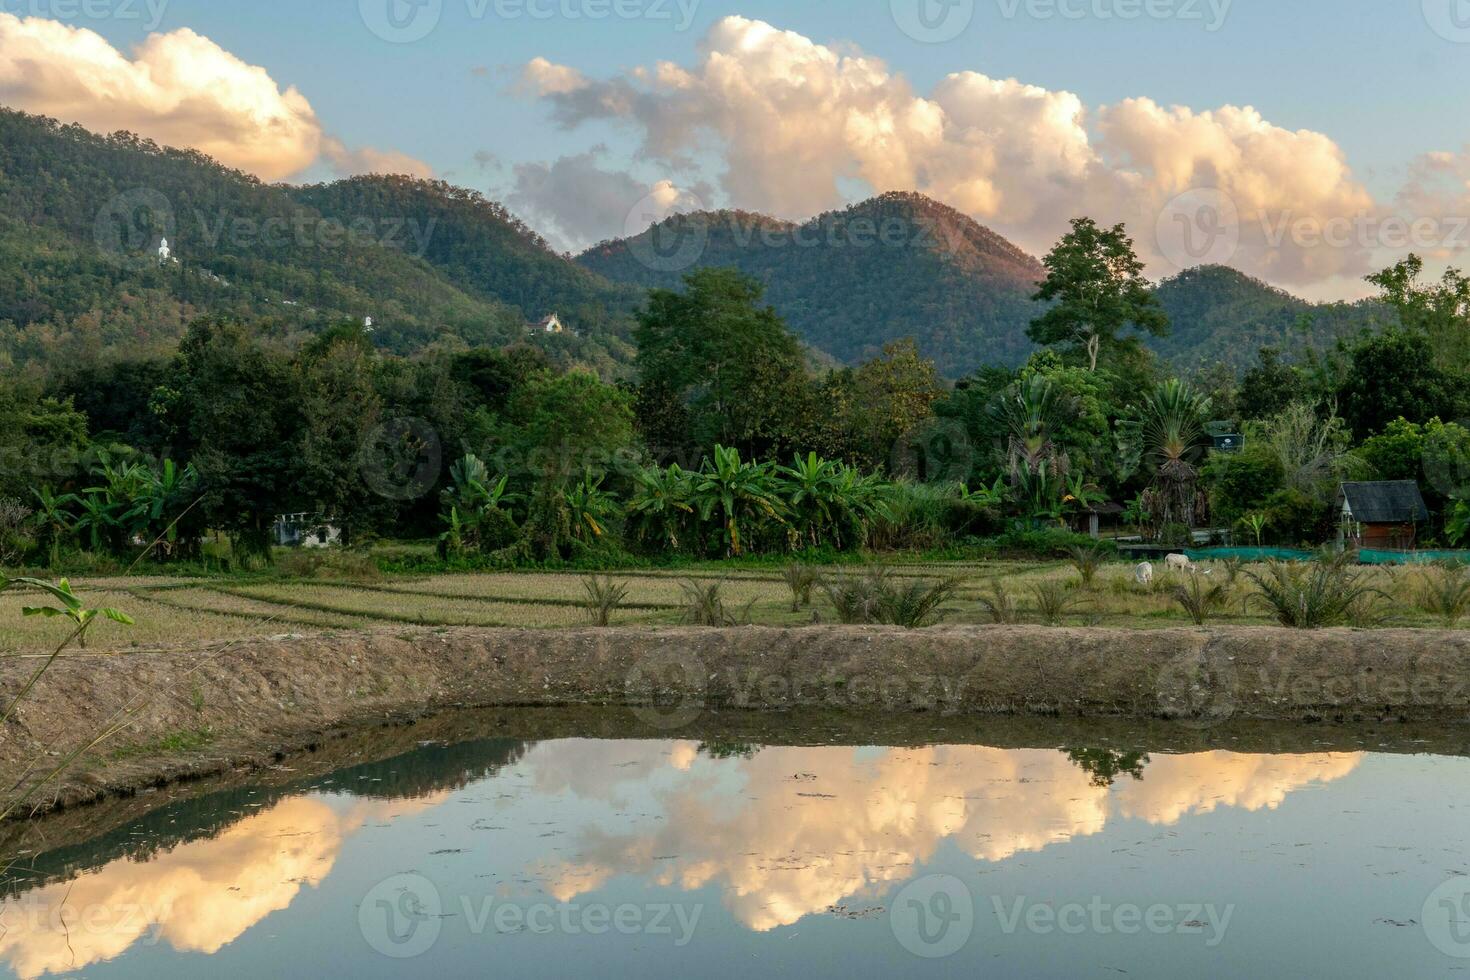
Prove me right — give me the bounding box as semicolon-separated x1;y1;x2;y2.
0;559;1460;655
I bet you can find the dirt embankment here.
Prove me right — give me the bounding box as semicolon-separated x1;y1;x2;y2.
2;625;1469;814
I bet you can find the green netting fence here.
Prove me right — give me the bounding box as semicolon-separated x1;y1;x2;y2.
1178;547;1470;565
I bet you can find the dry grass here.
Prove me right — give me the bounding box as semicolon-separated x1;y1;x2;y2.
0;559;1454;654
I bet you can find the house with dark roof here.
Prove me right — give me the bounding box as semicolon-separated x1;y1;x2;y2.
1337;481;1430;550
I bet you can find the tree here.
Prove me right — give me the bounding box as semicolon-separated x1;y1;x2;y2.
1029;218;1169;372
167;318;302;563
1135;379;1212;535
296;327;387;545
634;269;810;458
1336;327;1467;439
1237;348;1310;422
1367;254;1470;371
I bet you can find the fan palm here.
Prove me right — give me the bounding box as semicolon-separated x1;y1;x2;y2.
1137;379;1212;534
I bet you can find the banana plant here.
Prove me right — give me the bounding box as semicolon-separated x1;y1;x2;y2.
692;446;786;556
566;471;616;543
11;577;133;649
626;464;696;550
30;486;78;568
1448;499;1469;546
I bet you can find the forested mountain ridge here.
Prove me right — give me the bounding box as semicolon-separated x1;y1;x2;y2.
1151;265;1387;368
579;192;1047;375
582;195;1391;376
0;108;634;373
0;105;1391;380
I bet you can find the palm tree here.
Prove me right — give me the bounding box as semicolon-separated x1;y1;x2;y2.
692;445;786;556
565;471;616;544
1137;379;1212;536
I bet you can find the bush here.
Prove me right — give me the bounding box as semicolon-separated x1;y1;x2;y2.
1415;562;1470;626
782;564;820;612
1259;489;1330;546
1171;571;1230;625
1031;580;1087;625
977;582;1020;624
1067;543;1109;587
679;581;754;627
582;576;630;626
1246;555;1381;628
820;568;963;628
985;528;1117;560
0;497;34;568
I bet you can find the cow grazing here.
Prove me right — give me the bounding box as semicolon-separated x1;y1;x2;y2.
1135;562;1154;586
1165;554;1194;573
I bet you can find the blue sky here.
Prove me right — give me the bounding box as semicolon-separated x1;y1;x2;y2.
12;1;1470;297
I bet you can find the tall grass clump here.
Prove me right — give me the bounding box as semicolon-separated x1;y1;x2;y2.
1066;544;1109;588
977;582;1020;624
1172;570;1230;625
1031;580;1086;626
782;563;821;613
679;580;754;627
1415;561;1470;626
821;567;962;628
581;575;630;626
1245;554;1381;629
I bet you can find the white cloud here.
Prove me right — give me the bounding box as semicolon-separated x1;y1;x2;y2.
0;14;427;182
521;15;1387;290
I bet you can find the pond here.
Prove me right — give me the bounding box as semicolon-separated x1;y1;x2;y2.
2;711;1468;978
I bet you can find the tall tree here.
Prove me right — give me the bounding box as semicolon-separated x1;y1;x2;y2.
1367;254;1470;371
634;268;810;459
1029;218;1169;372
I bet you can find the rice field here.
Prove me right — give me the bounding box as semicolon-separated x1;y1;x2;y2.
0;559;1460;655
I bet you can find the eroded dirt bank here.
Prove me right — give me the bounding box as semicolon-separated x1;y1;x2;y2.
2;624;1469;815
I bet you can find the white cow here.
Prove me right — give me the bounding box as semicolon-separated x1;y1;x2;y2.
1166;553;1194;573
1134;562;1155;586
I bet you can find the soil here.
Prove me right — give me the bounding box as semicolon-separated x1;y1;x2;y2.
2;624;1468;818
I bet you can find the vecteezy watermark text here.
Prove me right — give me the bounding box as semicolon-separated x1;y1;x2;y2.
358;873;702;959
359;0;699;43
2;0;169;29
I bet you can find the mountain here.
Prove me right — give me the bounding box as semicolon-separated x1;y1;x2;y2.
0;107;635;373
1152;265;1387;369
583;196;1392;376
578;192;1045;376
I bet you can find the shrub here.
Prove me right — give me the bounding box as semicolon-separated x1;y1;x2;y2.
782;564;821;612
1415;562;1470;626
1172;570;1230;625
582;576;630;626
820;568;963;628
1246;555;1381;628
987;528;1117;560
1031;580;1086;625
1066;543;1109;588
977;582;1020;624
0;497;34;568
1258;489;1329;546
679;580;754;627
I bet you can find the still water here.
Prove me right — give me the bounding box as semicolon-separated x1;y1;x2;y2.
2;714;1469;978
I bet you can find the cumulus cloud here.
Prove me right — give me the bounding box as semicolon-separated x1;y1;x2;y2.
507;148;707;252
0;14;427;181
520;15;1384;289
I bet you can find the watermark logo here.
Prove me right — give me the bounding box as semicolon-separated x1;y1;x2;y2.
1156;647;1238;729
1424;0;1470;43
1156;188;1240;272
625;191;709;274
360;0;444;43
94;187;175;264
891;0;975;42
360;873;444;959
360;418;443;502
890;418;974;485
890;874;975;958
8;0;171;29
1424;877;1470;958
995;0;1231;31
625;649;707;729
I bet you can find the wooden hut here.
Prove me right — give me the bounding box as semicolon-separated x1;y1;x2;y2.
1337;481;1430;550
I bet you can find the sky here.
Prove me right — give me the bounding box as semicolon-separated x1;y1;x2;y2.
3;0;1470;300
